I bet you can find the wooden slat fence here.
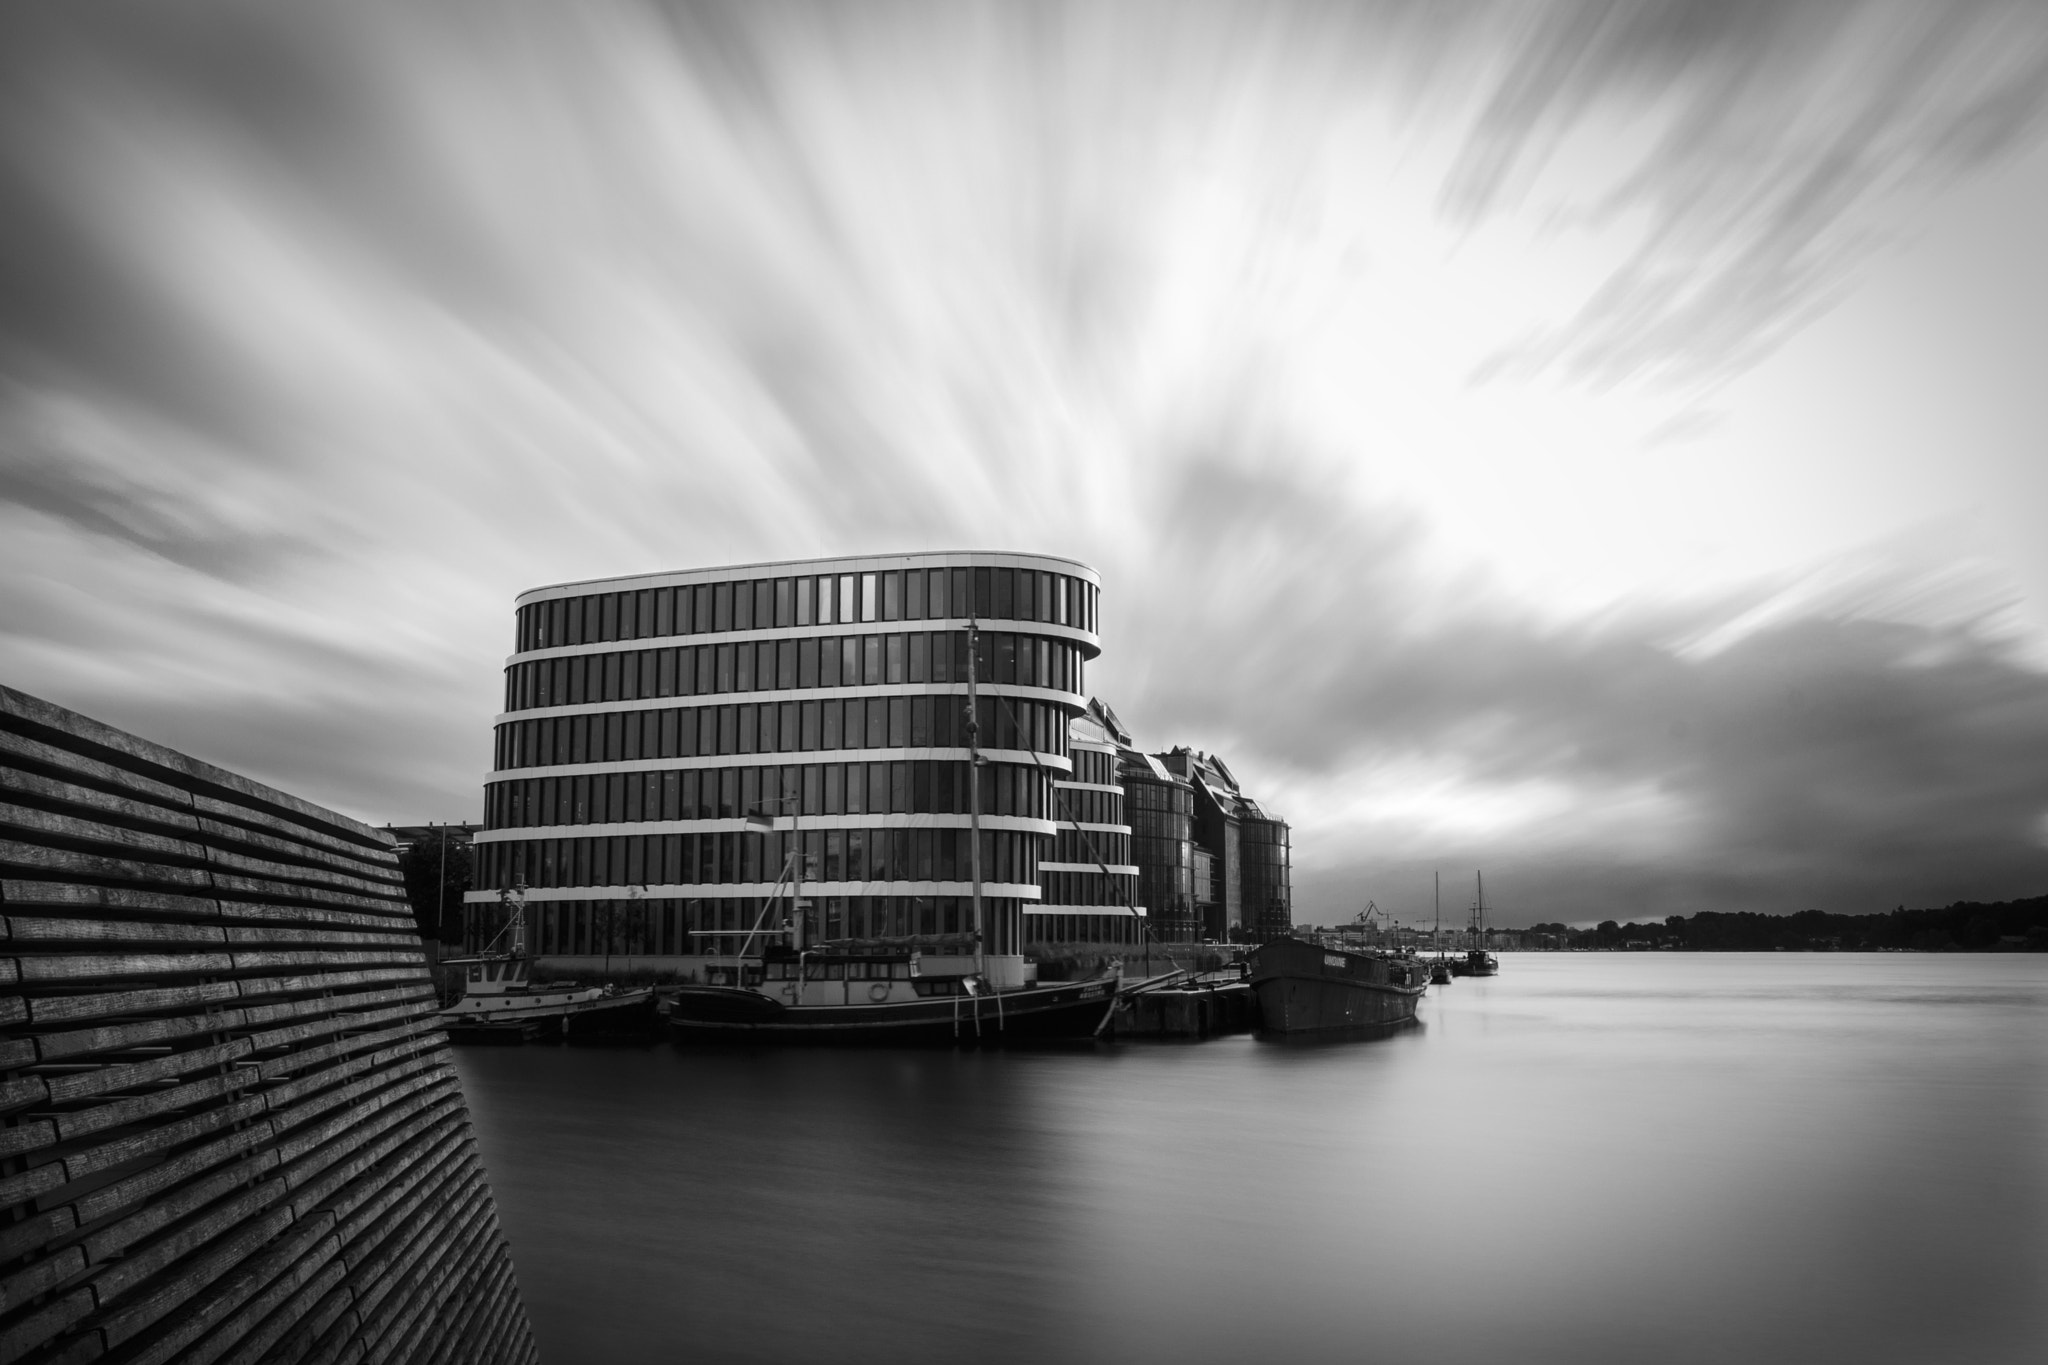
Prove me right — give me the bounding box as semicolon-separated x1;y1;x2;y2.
0;686;537;1364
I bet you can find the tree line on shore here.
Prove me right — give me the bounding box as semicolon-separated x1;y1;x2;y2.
1527;895;2048;952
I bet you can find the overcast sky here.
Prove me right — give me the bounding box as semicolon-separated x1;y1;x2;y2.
5;1;2048;926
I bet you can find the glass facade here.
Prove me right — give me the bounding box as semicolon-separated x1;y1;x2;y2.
1028;725;1142;949
469;553;1099;961
500;630;1086;713
1122;766;1196;943
1241;816;1292;942
512;565;1100;653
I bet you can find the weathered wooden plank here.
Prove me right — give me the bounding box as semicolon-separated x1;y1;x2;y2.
161;1215;342;1365
255;1020;436;1088
353;1187;487;1363
226;950;420;976
0;839;215;890
0;1243;84;1315
0;1116;56;1161
0;1158;69;1212
18;950;239;983
0;687;529;1365
259;1059;449;1167
230;967;423;1003
268;1069;450;1168
81;1151;281;1265
208;1237;349;1365
252;1278;359;1365
198;846;404;904
184;789;391;860
223;924;417;949
0;1287;96;1365
22;978;241;1026
32;1007;254;1064
0;879;219;919
207;865;410;910
365;1212;490;1365
53;1074;261;1148
0;800;210;865
70;1117;278;1224
91;1202;296;1351
0;685;390;849
5;915;228;945
213;900;416;933
0;726;199;811
279;1101;463;1220
0;1205;77;1266
42;1037;253;1105
237;984;432;1037
243;999;429;1057
0;769;200;849
193;817;404;891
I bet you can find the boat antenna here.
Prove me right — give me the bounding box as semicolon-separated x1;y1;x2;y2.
1434;870;1441;961
966;613;985;979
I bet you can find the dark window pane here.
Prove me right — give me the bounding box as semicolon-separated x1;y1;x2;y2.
736;641;753;692
818;636;838;687
733;580;752;631
886;634;903;684
801;701;820;750
756;580;773;627
551;598;567;645
775;578;793;627
889;697;908;747
866;697;886;749
661;709;678;758
779;702;797;752
716;644;734;692
911;697;930;747
738;703;756;754
719;706;736;755
842;637;860;685
974;567;992;619
951;568;968;619
714;582;732;632
566;598;584;646
619;592;637;640
882;571;901;621
905;569;924;620
778;640;796;689
602;594;619;641
796;576;813;626
656;587;674;637
909;633;927;683
693;585;713;633
822;701;841;749
799;638;819;688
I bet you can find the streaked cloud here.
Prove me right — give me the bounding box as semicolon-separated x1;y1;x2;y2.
3;1;2046;921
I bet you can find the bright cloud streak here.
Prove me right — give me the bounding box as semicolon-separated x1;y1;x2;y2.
4;1;2048;923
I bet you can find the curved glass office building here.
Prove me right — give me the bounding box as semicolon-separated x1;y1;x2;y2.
467;552;1101;966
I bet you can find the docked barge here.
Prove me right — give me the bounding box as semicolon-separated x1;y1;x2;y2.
1247;937;1427;1033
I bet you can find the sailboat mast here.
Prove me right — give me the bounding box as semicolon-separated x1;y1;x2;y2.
966;616;985;976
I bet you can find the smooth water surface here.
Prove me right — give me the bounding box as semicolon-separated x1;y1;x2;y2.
455;955;2047;1365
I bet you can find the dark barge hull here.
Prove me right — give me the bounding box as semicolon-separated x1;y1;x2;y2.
666;976;1118;1045
442;990;660;1044
1248;939;1427;1034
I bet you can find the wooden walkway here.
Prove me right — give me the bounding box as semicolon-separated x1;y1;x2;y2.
0;686;537;1365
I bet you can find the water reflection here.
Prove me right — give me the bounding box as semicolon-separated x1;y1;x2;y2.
455;957;2046;1365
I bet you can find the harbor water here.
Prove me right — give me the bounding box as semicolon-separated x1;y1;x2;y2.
454;954;2047;1365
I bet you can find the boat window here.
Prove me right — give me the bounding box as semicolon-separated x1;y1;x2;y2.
824;964;844;980
468;966;481;983
890;963;910;980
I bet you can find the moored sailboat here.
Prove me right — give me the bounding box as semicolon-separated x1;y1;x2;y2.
665;613;1120;1045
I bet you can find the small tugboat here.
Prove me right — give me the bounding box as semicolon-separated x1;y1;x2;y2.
1447;871;1500;978
666;615;1119;1046
438;885;658;1043
1246;936;1428;1033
